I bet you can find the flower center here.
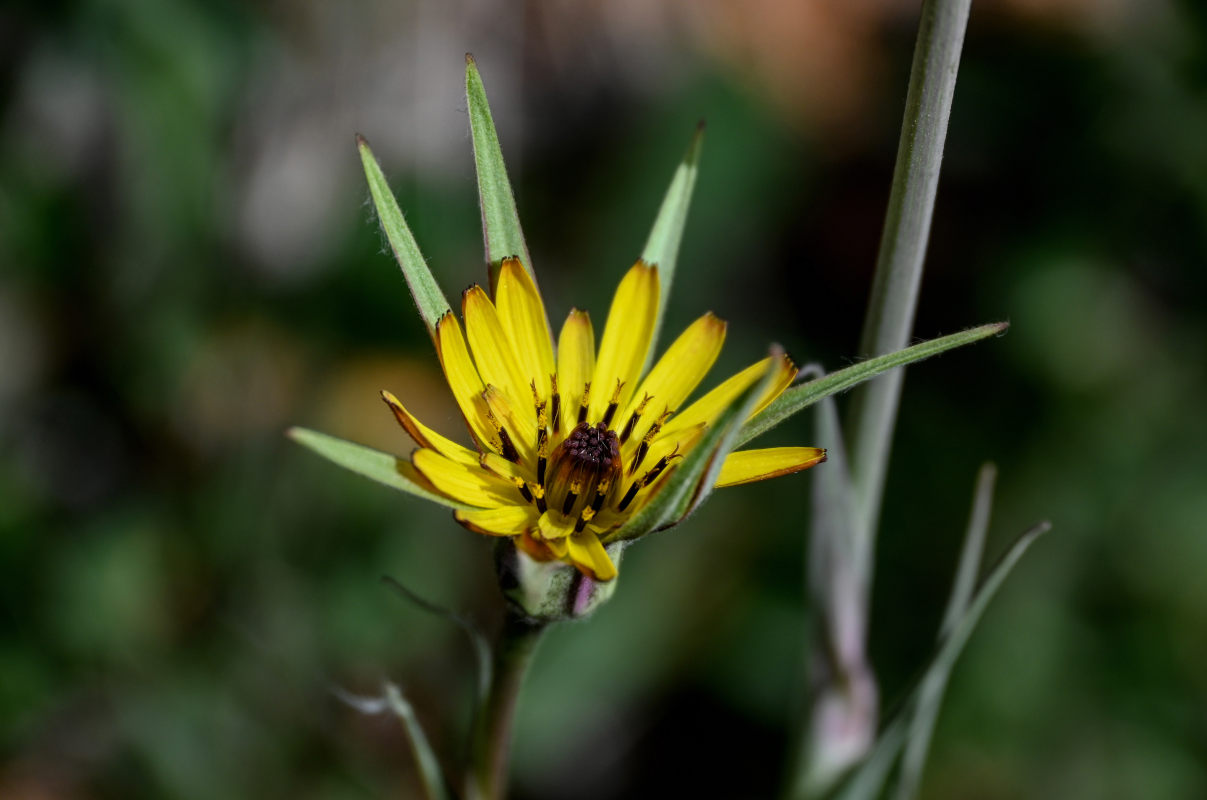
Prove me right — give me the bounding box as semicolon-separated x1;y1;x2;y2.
545;422;622;522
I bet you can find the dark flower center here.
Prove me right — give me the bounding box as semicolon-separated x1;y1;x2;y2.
545;422;621;521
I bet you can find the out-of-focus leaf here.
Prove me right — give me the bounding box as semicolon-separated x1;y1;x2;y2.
357;136;452;336
465;54;536;294
831;519;1050;800
382;576;491;703
606;351;779;543
288;427;471;510
736;323;1007;448
333;682;453;800
642;123;704;359
893;464;996;800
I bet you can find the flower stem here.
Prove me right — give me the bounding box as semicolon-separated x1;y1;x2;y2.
467;611;546;800
847;0;972;539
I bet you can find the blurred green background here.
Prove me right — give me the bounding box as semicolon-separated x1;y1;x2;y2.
3;0;1206;797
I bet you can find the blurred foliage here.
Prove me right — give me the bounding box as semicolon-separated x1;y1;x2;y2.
2;0;1206;798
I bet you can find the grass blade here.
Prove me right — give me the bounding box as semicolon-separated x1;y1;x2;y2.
893;464;995;800
831;519;1050;800
288;427;472;510
737;323;1007;448
357;135;453;336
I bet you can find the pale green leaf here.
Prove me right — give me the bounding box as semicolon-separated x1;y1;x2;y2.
831;519;1049;800
288;427;471;510
606;351;780;543
357;136;452;335
736;323;1007;449
465;54;534;286
642;123;704;359
893;464;996;800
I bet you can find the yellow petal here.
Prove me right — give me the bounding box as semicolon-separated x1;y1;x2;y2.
381;390;479;467
567;531;617;581
463;285;532;412
544;536;569;558
589;262;660;421
537;509;576;541
482;384;537;465
621;312;726;439
455;505;539;536
479;451;532;483
412;448;520;508
495;258;555;401
661;353;795;437
714;447;827;488
556;309;595;433
434;313;497;451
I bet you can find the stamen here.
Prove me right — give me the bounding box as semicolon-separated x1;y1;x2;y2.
618;482;640;512
549;374;561;433
514;478;534;504
574;507;596;534
618;445;682;513
601;379;624;428
484;404;520;462
629;408;672;474
619;393;652;444
562;479;581;515
577;382;591;424
537;428;549;486
532;483;547;513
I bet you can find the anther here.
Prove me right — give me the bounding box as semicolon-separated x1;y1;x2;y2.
549;374;561;433
537;428;549;485
562;479;581;515
484;404;520;462
514;478;534;504
578;382;591;424
532;483;547;513
619;394;651;444
601;379;624;428
618;482;640;512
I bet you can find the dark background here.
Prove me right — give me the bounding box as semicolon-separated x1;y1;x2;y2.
3;0;1206;797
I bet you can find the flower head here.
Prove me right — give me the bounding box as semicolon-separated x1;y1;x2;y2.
384;255;825;582
294;57;826;595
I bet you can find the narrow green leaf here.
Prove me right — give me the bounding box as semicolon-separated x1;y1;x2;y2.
288;427;471;510
642;123;704;359
385;683;453;800
382;576;492;704
607;351;779;543
736;323;1007;448
332;684;453;800
357;135;452;335
831;520;1050;800
893;464;996;800
465;54;535;286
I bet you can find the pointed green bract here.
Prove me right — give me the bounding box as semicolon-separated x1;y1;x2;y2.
736;322;1007;448
357;136;452;335
831;519;1050;800
465;55;536;288
288;427;472;510
642;124;704;359
607;352;779;543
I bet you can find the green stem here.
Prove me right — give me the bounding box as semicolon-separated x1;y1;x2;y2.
847;0;972;540
468;611;545;800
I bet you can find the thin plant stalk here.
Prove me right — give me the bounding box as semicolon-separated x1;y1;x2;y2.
796;0;973;794
847;0;973;537
467;612;546;800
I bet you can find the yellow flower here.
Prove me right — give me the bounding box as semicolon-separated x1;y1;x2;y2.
382;255;825;582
